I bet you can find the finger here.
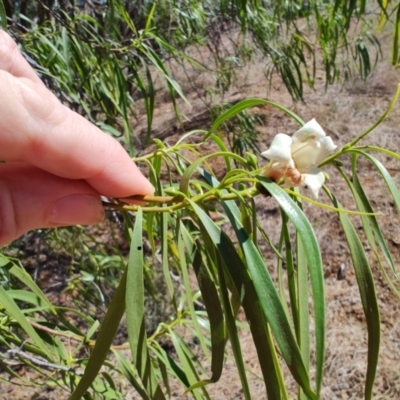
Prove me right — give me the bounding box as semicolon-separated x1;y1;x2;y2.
0;163;105;247
0;30;44;85
0;71;154;198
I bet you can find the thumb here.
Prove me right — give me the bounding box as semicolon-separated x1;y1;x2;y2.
0;163;105;247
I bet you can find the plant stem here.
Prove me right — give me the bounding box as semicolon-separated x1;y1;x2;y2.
103;186;260;213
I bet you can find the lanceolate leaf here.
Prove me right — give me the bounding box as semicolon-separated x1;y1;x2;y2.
281;214;299;335
189;200;316;399
199;169;314;397
205;98;304;140
150;342;190;389
224;253;283;400
346;153;396;275
192;247;226;384
350;150;400;209
327;189;380;400
161;212;176;304
126;208;165;399
9;265;56;314
207;245;252;400
351;151;400;259
0;286;48;355
114;350;151;400
169;330;210;400
69;271;127;400
258;177;326;396
177;225;209;358
392;3;400;65
297;238;311;400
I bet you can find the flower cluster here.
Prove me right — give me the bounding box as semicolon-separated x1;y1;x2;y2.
261;119;337;198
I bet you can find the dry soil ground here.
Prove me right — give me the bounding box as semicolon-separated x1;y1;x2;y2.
2;31;400;400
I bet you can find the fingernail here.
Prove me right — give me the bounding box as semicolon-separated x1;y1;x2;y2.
49;194;104;226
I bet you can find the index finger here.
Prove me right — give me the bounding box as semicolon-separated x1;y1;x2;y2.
0;30;44;85
0;71;154;198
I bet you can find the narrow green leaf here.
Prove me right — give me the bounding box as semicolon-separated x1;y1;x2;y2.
161;212;176;305
141;44;188;121
258;177;325;396
7;290;47;306
145;3;157;31
151;342;190;388
126;208;145;361
145;63;155;144
281;213;299;336
297;238;310;400
351;150;400;217
84;320;100;343
115;0;137;34
9;264;57;315
169;330;208;400
189;200;316;399
392;4;400;65
52;336;68;362
217;258;252;399
69;271;127;400
205;98;304;140
157;356;171;398
0;286;48;354
192;249;226;383
178;224;209;359
277;232;292;322
132;59;155;145
199;230;252;399
327;189;380;400
179;152;246;196
126;208;165;399
114;350;151;400
0;252;11;267
348;154;396;274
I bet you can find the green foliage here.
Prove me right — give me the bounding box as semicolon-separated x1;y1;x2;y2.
2;93;400;398
13;1;188;154
3;0;396;150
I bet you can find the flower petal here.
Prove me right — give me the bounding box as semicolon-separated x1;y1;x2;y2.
314;136;337;165
292;118;327;142
291;140;322;171
291;119;337;170
261;133;293;166
302;167;325;199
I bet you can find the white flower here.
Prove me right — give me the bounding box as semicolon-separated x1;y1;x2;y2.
261;119;337;198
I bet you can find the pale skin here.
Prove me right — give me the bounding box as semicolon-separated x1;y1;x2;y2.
0;30;154;246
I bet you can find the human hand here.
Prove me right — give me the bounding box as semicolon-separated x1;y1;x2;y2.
0;30;154;246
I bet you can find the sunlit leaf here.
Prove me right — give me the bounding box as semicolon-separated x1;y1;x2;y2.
0;286;48;355
205;98;304;140
258;177;325;396
69;271;127;400
326;189;380;400
126;208;165;399
189;199;316;399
